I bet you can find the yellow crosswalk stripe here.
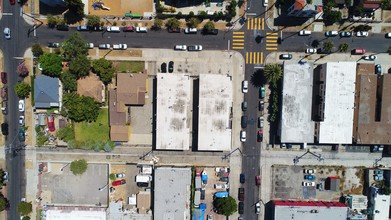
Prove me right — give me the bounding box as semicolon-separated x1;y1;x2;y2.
232;31;245;50
247;19;250;30
268;32;278;35
247;18;263;30
246;53;249;64
260;52;263;64
262;18;264;30
266;43;278;47
257;19;261;30
266;36;278;39
245;52;263;64
266;47;278;51
233;32;245;35
233;35;244;39
233;39;244;42
249;52;252;64
266;39;277;43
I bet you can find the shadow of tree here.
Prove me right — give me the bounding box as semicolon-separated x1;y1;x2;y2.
250;69;267;88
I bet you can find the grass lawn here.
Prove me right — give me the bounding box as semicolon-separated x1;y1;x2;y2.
115;61;145;73
74;108;109;142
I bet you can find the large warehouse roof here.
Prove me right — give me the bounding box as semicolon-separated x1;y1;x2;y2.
156;74;190;150
198;74;232;151
43;207;106;220
280;62;315;143
318;62;356;144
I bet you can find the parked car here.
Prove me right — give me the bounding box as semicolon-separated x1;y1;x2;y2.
18;100;24;112
325;31;338;37
255;202;260;214
242;101;247;111
304;175;316;180
47;42;60;48
115;173;125;178
386;33;391;38
255;175;261;185
18;127;25;142
168;61;174;73
1;86;7;100
240;130;246;142
1;72;7;84
242;81;248;93
257;130;263;142
1;101;7;115
161;63;167;73
258;117;264;128
304;169;316;174
302;181;316;186
238;202;244;214
339;31;351;37
203;28;218;35
168;27;181;33
184;28;197;34
4;28;10;40
98;44;111;49
112;44;128;50
279;54;292;60
238;188;245;201
260;86;265;99
259;100;264;111
10;0;15;5
136;27;148;33
3;171;8;183
356;31;369;37
240;173;245;183
375;64;382;75
107;26;121;32
363;55;376;61
91;26;104;31
241;116;248;128
56;25;69;31
305;48;316;54
47;115;55;132
112;179;126;186
174;45;187;51
76;26;89;31
187;45;203;51
123;26;135;32
1;123;8;135
19;116;25;126
298;30;311;36
86;43;94;49
352;48;366;55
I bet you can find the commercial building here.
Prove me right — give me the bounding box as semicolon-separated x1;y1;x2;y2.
42;206;106;220
342;195;368;220
287;0;323;17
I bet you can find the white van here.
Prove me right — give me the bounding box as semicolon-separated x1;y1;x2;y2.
263;0;268;7
299;30;311;36
136;27;148;33
184;28;197;34
107;26;120;32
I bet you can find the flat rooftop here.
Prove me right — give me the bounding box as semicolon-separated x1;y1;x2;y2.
154;167;191;220
280;62;315;143
198;74;232;151
319;62;356;144
43;207;106;220
156;74;191;150
356;65;391;144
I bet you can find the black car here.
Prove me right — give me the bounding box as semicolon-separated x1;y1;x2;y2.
168;27;181;33
1;122;8;135
238;188;245;201
259;100;264;111
240;173;245;183
90;26;104;32
168;61;174;73
18;127;25;142
238;202;244;214
241;116;248;128
203;28;218;35
161;63;167;73
48;42;60;48
56;25;69;31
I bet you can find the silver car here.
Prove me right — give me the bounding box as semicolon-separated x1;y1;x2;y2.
4;27;10;39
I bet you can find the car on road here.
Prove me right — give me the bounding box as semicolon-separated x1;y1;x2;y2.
1;101;7;115
203;28;218;35
98;44;111;49
304;169;316;174
112;44;128;50
241;116;248;128
76;26;89;31
325;31;338;37
255;202;260;214
242;81;248;93
18;100;24;112
184;28;197;34
91;26;104;31
255;175;261;185
259;100;264;111
87;43;94;49
187;45;203;51
123;26;135;32
363;55;377;61
1;87;7;101
56;25;69;31
19;116;25;126
242;101;247;111
1;72;7;84
240;130;246;142
356;31;369;37
305;48;316;54
258;117;264;128
3;171;8;183
136;27;148;33
339;31;352;37
386;33;391;38
115;173;125;178
107;26;121;32
257;130;263;142
238;202;244;214
10;0;15;5
112;179;126;186
238;188;245;201
18;127;25;142
4;28;10;40
302;181;316;186
168;61;174;73
174;45;187;51
260;86;265;99
298;30;311;36
168;27;181;33
240;173;245;183
1;123;8;135
48;42;60;48
352;48;366;55
279;54;292;60
375;64;382;75
304;175;316;180
161;63;167;73
47;115;55;132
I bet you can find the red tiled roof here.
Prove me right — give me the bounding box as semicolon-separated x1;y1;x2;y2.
273;200;347;207
295;0;306;10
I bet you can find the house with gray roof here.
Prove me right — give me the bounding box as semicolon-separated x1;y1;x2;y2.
34;74;60;109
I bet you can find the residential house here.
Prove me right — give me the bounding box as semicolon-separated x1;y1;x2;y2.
34;74;60;109
77;74;105;103
287;0;323;17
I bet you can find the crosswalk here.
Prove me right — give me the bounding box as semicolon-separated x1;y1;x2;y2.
232;32;245;50
245;52;263;65
247;18;264;30
265;32;278;51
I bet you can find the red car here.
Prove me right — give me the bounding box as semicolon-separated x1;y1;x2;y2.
1;72;7;84
255;175;261;186
257;130;263;142
10;0;15;5
47;115;55;132
195;169;201;177
112;179;126;186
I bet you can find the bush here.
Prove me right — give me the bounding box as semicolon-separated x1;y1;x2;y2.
70;159;88;175
109;173;116;180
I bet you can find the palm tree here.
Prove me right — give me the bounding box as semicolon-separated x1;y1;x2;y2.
264;64;282;85
323;41;334;52
338;43;349;52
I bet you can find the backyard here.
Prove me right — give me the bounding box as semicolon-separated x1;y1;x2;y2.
114;61;145;73
74;108;109;143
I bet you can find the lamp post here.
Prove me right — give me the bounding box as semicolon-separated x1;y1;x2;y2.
98;183;109;191
222;147;243;160
60;163;70;171
293;149;324;165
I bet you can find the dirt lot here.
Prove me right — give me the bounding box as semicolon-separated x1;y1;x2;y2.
88;0;153;17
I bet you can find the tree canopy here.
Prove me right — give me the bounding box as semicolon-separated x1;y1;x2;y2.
69;55;91;79
47;14;58;28
166;18;180;29
17;62;29;78
70;159;88;175
39;53;63;77
203;21;215;31
264;64;282;86
187;18;201;28
60;70;77;92
0;195;7;212
64;0;85;24
17;201;32;216
323;41;334;52
63;93;100;122
381;0;391;9
91;58;115;85
213;196;237;216
32;44;43;58
86;15;101;27
152;19;163;30
61;32;88;61
15;82;31;98
338;43;349;52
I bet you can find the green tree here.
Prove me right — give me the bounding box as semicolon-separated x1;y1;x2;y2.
0;195;6;212
37;133;47;147
264;64;282;85
17;201;32;216
47;14;58;28
86;15;101;27
324;9;342;25
203;21;215;31
213;196;237;216
15;82;31;98
198;11;208;20
70;159;88;175
166;18;180;29
91;58;115;85
187;18;201;28
62;32;88;61
39;53;63;77
338;43;349;52
22;216;31;220
60;70;77;92
57;125;75;142
323;41;334;52
63;93;100;122
69;55;91;79
32;44;44;58
152;18;163;30
64;0;85;24
109;173;116;180
381;0;391;9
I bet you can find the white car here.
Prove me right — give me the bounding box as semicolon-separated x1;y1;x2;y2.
258;117;264;128
302;181;316;186
184;28;197;34
386;33;391;38
255;202;260;214
136;27;147;33
3;171;8;183
305;48;316;54
19;116;25;126
174;45;187;51
87;43;94;49
325;31;338;37
363;55;377;61
242;80;248;93
240;130;246;142
112;44;127;50
4;27;10;39
298;30;311;36
115;173;125;178
356;31;369;37
187;45;202;51
98;44;111;49
304;169;316;174
18;100;25;112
